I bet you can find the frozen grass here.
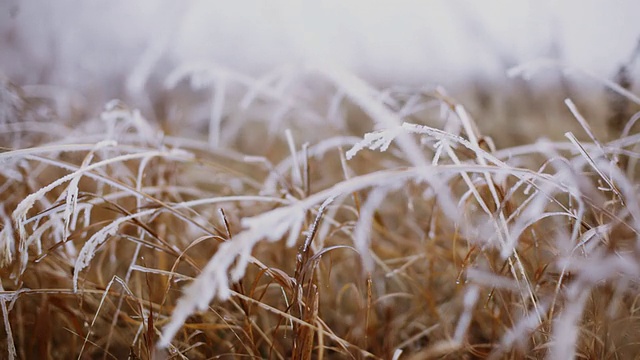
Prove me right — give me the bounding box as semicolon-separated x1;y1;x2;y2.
1;63;640;360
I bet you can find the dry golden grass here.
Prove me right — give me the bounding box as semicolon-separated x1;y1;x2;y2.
1;63;640;359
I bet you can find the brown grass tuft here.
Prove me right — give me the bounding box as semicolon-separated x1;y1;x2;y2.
2;64;640;359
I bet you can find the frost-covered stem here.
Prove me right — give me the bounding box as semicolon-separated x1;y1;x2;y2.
314;64;429;168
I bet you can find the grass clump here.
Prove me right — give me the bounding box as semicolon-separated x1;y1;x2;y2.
1;63;640;359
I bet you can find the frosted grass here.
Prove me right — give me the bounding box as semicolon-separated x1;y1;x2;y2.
3;61;640;359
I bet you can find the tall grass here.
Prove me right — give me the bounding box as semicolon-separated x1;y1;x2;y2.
1;62;640;359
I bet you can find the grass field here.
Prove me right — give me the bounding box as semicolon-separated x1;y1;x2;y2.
2;59;640;359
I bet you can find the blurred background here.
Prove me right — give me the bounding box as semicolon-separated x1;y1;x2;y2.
1;0;640;145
